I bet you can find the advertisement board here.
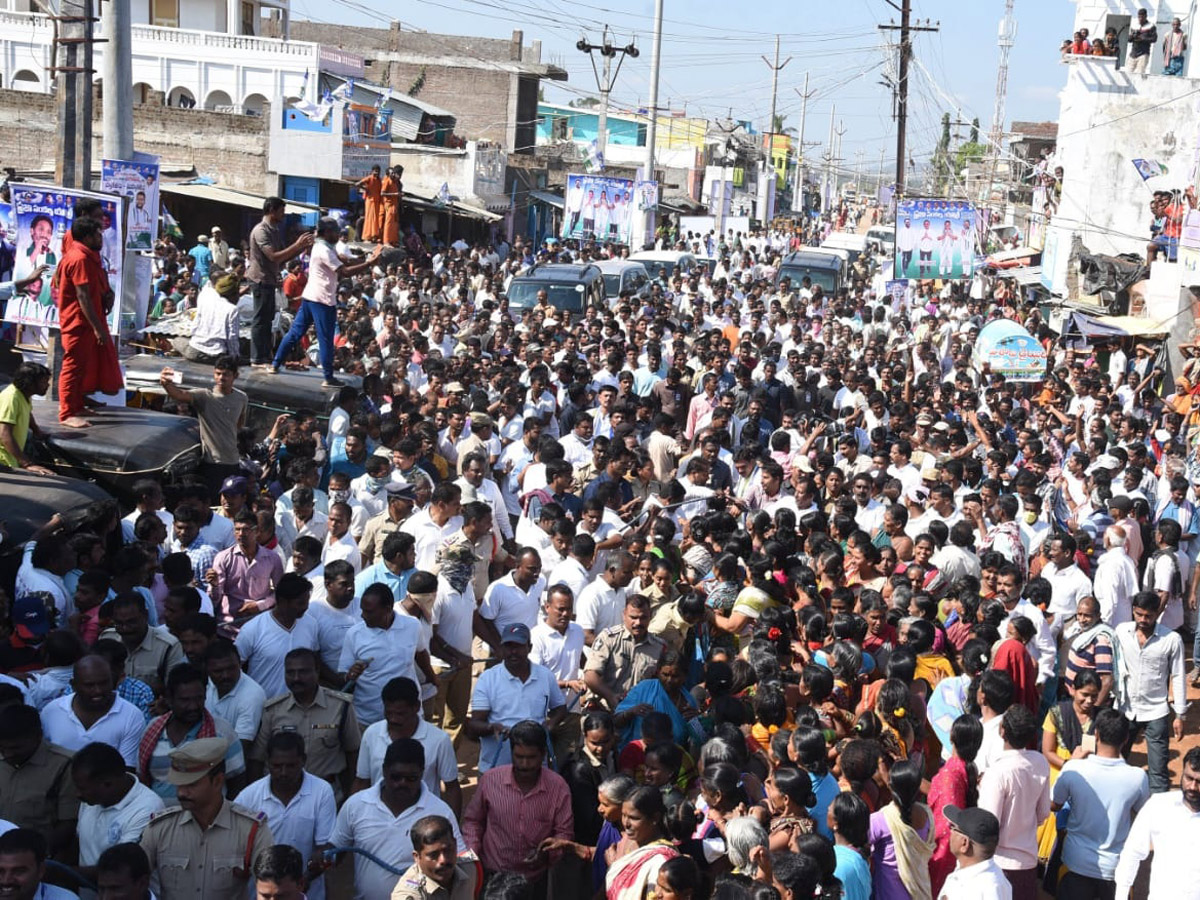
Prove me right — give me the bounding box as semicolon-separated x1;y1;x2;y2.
893;198;981;280
561;173;635;245
5;183;123;333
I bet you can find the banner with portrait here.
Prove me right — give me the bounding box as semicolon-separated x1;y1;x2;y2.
892;198;983;281
101;156;160;250
5;183;123;333
561;173;636;245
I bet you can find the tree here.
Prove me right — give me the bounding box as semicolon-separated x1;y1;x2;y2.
970;117;980;144
772;113;787;134
954;140;987;172
569;96;600;109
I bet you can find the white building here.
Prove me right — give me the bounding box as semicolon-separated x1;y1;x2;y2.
1042;0;1199;363
0;0;356;114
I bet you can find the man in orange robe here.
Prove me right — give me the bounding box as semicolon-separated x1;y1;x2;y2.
357;165;383;242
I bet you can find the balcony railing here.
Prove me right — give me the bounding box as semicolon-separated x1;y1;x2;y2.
130;23;318;58
0;10;317;60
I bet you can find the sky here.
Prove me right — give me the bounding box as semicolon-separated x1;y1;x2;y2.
294;0;1075;182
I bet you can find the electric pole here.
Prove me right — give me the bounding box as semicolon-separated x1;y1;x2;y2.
760;35;792;223
877;147;885;198
833;119;846;203
879;0;938;199
792;73;813;212
986;0;1017;205
54;0;96;189
576;26;639;162
822;105;835;213
643;0;664;182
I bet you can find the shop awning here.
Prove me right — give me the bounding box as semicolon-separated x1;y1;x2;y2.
1066;311;1171;338
530;190;563;209
161;182;319;217
1007;265;1044;286
401;191;501;222
985;246;1039;269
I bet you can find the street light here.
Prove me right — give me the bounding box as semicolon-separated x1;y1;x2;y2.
576;27;639;161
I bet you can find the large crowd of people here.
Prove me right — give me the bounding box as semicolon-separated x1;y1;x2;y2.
1;194;1198;900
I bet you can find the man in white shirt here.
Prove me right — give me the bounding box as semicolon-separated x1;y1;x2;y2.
474;549;546;651
546;534;594;604
271;216;380;387
1093;526;1139;625
1040;533;1094;636
400;483;463;572
978;705;1051;897
72;741;165;874
938;805;1011;900
1115;590;1188;793
576;551;636;646
530;585;587;764
203;639;266;755
330;738;462;900
234;731;336;900
1115;745;1200;899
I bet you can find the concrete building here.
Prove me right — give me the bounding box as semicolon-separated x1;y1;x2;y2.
280;22;568;153
1043;0;1200;370
0;0;339;112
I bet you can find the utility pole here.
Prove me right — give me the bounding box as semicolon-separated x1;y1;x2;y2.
54;0;97;189
877;147;885;197
822;105;835;213
576;26;639;163
760;35;792;223
833;119;846;204
879;1;938;199
792;73;813;212
986;0;1017;205
102;0;133;159
643;0;664;182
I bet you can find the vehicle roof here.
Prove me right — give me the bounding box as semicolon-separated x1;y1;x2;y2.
628;250;695;261
821;232;868;249
511;263;601;281
782;250;844;266
592;259;648;274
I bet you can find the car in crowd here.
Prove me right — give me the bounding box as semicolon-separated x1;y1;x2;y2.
628;250;699;284
505;262;606;316
774;249;845;295
593;259;652;308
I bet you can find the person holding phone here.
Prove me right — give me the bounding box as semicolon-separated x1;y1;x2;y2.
271;217;380;388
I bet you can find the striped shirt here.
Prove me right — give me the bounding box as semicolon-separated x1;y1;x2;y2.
461;765;573;879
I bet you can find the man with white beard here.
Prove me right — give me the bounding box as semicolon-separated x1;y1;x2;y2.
1093;525;1139;626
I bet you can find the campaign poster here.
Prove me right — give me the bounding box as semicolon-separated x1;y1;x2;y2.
101;156;159;250
562;173;636;245
6;184;123;333
0;203;13;284
892;199;982;281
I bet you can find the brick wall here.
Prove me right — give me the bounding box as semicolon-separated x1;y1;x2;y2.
384;62;513;145
0;88;270;193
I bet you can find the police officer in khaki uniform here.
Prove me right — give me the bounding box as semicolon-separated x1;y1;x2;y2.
0;704;78;856
391;814;481;900
583;594;665;710
140;737;274;900
249;648;359;792
99;593;185;694
358;483;416;567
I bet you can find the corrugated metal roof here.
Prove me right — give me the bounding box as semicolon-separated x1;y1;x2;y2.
161;182;318;216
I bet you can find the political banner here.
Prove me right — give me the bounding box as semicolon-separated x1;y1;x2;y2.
0;203;13;284
885;279;909;309
561;173;635;245
893;199;982;281
101;156;159;250
5;183;123;333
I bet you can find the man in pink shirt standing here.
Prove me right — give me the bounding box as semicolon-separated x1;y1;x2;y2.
271;217;379;388
978;705;1051;900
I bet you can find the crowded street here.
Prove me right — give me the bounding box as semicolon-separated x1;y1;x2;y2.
1;1;1200;900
